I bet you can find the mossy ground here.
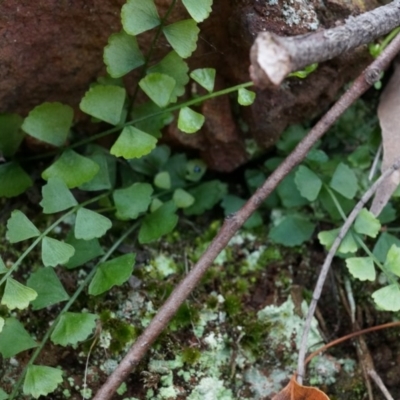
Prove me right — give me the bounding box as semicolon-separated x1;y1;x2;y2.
1;197;400;399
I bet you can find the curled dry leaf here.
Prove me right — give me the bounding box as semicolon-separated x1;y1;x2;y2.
370;56;400;216
272;375;330;400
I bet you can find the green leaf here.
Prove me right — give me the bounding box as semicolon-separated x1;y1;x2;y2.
75;208;112;240
89;253;136;296
128;144;170;175
111;126;157;159
238;88;256;106
42;149;100;188
23;365;63;399
21;102;73;146
276;125;307;154
178;107;205;133
27;267;70;310
318;229;358;254
139;73;176;108
40;177;78;213
154;171;171;189
150;198;163;212
51;312;97;346
104;31;145;78
269;215;315;247
132;102;173;138
378;203;397;224
277;171;309;208
163;154;189;188
0;114;24;157
0;318;37;358
173;188;195;208
306;148;329;165
139;202;179;243
41;237;75;267
185;180;227;216
0;256;7;274
354;208;381;238
348;145;371;169
79;149;116;191
148;51;189;103
294;166;322;201
372;284;400;311
318;187;355;221
0;317;3;333
0;388;7;400
185;159;207;182
1;278;37;310
121;0;160;35
80;84;126;125
0;162;33;198
373;232;400;263
345;257;376;281
64;231;104;269
190;68;215;92
6;210;40;243
113;183;153;220
384;245;400;277
182;0;213;22
162;20;200;58
330;163;358;199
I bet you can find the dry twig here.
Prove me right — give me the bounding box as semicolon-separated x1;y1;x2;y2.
250;0;400;87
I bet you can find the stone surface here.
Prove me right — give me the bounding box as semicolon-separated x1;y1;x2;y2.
0;0;381;171
0;0;125;115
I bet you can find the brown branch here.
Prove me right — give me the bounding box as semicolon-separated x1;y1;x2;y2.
92;20;400;400
250;0;400;87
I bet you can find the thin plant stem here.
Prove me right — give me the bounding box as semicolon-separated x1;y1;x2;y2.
304;321;400;366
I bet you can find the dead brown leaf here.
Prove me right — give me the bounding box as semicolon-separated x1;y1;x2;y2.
272;375;330;400
370;56;400;216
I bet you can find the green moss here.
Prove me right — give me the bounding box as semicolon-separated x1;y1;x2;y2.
235;278;250;294
224;293;241;317
241;319;267;354
110;321;137;352
181;347;201;365
257;246;282;265
97;311;137;353
206;295;219;309
170;303;199;331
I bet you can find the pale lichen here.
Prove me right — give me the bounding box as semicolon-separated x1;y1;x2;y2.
268;0;320;30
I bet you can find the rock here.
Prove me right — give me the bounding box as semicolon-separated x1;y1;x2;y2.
0;0;380;171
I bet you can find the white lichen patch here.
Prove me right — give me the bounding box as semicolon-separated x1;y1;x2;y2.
187;377;234;400
142;305;238;399
257;296;321;351
268;0;320;30
150;253;178;278
308;355;341;385
244;367;289;399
